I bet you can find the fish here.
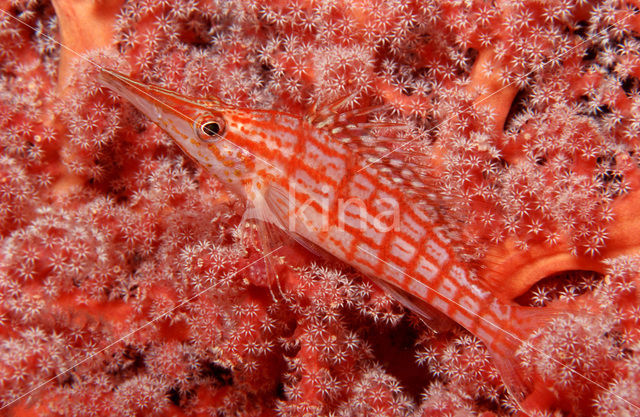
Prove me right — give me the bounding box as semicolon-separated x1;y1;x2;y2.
98;67;560;405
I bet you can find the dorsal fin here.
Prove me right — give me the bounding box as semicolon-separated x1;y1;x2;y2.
307;92;441;205
306;90;363;125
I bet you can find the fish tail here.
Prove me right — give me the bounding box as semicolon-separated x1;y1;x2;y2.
481;304;569;410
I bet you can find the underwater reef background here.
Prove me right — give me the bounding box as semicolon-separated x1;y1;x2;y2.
1;0;640;415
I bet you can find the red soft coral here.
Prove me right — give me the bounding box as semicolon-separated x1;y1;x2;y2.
1;0;640;416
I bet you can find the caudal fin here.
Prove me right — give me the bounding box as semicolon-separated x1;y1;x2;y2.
481;305;569;412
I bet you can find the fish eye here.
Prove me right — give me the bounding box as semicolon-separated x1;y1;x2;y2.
195;114;225;142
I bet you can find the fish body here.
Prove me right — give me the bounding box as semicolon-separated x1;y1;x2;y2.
99;68;551;398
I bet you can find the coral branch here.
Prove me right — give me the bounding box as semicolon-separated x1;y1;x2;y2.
51;0;123;91
469;48;519;134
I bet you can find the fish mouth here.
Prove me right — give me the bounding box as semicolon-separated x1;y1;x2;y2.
99;69;236;174
98;68;209;158
98;68;190;123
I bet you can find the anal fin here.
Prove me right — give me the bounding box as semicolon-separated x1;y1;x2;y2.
370;276;457;333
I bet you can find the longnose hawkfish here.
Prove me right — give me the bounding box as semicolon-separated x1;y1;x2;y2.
98;68;562;405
